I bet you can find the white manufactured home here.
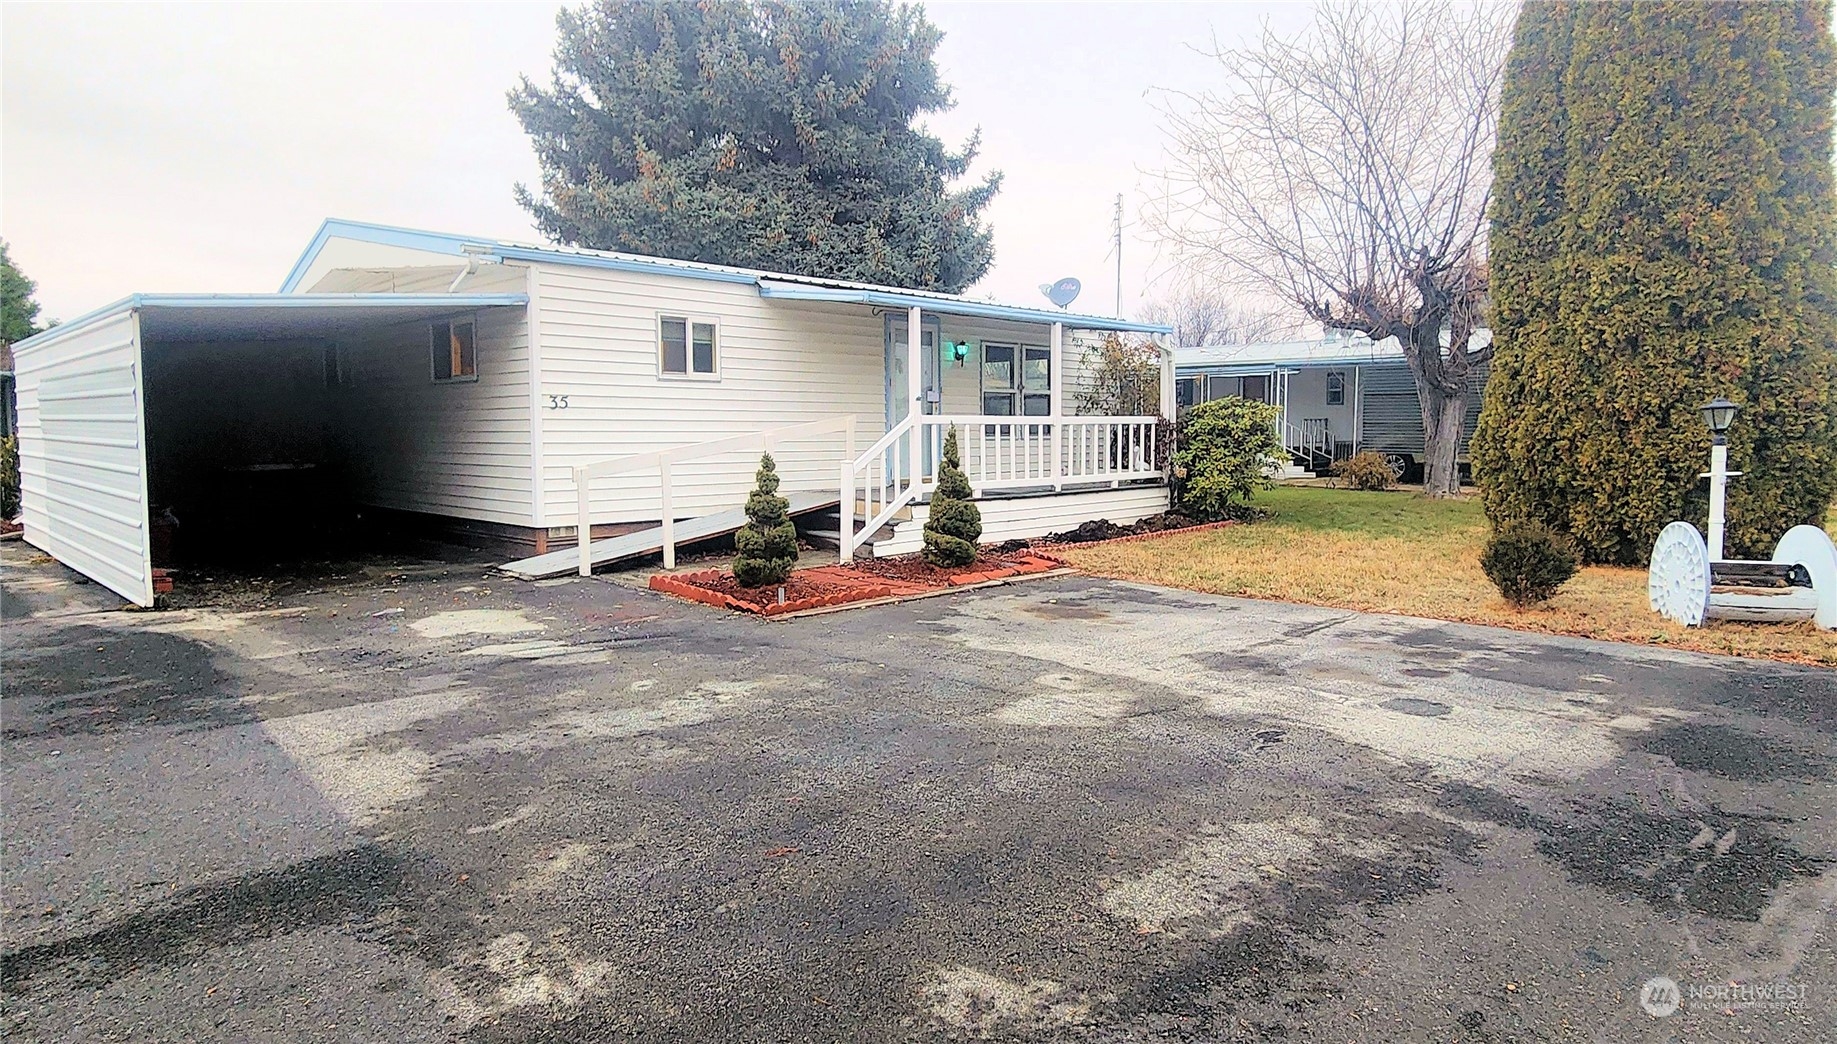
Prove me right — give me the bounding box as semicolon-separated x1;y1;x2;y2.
12;219;1175;605
1175;330;1490;480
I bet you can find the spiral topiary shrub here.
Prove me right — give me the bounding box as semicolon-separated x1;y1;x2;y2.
732;452;798;587
922;427;982;567
1480;521;1580;607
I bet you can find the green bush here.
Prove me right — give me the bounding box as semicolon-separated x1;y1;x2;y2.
732;453;798;587
1475;0;1837;564
0;435;18;519
1172;398;1285;520
1331;450;1396;491
1480;522;1580;607
923;427;982;567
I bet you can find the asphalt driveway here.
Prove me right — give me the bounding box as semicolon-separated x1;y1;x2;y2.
2;542;1833;1042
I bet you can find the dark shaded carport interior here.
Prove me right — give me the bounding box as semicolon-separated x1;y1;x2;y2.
137;297;522;570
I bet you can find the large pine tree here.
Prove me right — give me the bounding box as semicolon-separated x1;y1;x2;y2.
1475;1;1837;564
510;0;1000;293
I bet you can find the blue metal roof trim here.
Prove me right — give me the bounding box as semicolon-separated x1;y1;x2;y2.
142;292;528;309
280;218;1176;334
12;292;528;353
1177;355;1401;374
755;281;1175;334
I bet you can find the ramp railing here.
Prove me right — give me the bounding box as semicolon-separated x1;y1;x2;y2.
574;415;859;575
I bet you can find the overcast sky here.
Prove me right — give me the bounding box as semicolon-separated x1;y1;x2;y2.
3;1;1310;323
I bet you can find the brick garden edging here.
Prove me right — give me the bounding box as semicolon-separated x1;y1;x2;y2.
649;569;898;617
648;554;1062;616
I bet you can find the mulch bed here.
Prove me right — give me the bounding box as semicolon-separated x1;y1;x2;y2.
649;549;1062;617
0;519;22;539
843;550;1050;586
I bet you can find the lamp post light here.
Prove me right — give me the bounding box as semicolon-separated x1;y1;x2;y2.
1699;397;1741;560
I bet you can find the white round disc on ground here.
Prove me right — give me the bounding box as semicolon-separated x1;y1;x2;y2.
1773;524;1837;630
1649;521;1711;627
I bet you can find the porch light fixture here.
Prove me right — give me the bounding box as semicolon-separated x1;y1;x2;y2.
1700;397;1739;444
948;340;972;365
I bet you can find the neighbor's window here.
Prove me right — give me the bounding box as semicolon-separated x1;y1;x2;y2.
1176;376;1200;409
660;315;718;376
1326;370;1346;406
431;319;477;382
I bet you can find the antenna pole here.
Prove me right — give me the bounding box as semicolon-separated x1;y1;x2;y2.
1113;193;1123;317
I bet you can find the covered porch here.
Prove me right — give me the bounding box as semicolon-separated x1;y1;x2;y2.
749;284;1176;562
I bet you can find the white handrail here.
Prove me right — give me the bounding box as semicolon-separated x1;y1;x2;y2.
839;415;920;563
839;414;1162;562
575;414;858;576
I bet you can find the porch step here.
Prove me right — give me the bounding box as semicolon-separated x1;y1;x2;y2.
500;490;841;580
797;504;909;551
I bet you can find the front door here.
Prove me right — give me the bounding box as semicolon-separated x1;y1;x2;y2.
885;313;942;474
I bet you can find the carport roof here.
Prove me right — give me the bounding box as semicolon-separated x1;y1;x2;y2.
12;293;529;351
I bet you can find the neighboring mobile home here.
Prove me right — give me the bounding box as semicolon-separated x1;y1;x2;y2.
12;219;1174;605
1174;330;1490;480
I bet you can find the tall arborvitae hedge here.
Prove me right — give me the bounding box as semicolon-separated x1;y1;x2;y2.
1474;0;1837;564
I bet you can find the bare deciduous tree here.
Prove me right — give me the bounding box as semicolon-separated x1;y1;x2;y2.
1139;279;1291;349
1148;0;1512;495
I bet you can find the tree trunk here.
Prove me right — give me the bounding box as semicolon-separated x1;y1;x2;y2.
1417;380;1466;497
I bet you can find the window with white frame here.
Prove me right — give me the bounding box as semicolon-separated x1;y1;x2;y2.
981;343;1050;416
431;318;477;382
1326;370;1346;405
659;315;718;377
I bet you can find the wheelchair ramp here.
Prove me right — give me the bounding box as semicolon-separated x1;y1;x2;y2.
500;491;841;580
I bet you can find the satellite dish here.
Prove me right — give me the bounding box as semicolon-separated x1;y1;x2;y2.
1038;277;1081;310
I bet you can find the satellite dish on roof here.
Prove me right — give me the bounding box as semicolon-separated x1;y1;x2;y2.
1038;277;1081;310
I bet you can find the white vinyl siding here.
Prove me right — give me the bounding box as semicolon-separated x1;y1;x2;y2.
13;310;153;605
532;263;885;526
335;304;536;526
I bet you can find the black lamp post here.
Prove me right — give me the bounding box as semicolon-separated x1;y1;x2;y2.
1700;397;1740;445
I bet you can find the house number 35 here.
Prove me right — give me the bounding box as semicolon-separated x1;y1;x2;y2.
545;395;570;409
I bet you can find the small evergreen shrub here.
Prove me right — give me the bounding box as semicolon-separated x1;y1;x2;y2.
0;435;18;519
1331;450;1396;491
732;452;798;587
923;427;982;567
1480;522;1579;607
1172;398;1285;520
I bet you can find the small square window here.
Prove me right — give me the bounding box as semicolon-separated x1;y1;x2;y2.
1326;370;1346;406
660;315;718;376
431;319;477;382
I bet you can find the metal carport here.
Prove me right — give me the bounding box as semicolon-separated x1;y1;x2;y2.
11;293;527;605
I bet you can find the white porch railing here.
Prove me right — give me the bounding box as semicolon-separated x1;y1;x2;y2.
574;415;858;575
839;414;1161;562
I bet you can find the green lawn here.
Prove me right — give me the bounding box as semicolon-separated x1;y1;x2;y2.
1059;486;1837;667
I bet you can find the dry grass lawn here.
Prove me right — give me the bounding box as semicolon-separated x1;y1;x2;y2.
1057;487;1837;668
